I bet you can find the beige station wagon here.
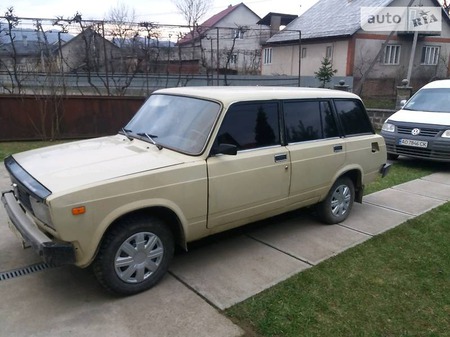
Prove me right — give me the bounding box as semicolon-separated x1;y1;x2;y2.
2;86;389;294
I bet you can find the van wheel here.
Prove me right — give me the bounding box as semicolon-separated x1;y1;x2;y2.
93;215;174;295
317;177;355;224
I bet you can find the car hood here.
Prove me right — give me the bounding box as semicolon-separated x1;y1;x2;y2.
12;135;186;194
388;109;450;126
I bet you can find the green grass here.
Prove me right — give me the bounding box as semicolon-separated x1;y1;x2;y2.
227;202;450;336
364;159;440;195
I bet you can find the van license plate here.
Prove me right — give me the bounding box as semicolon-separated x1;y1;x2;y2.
399;139;428;148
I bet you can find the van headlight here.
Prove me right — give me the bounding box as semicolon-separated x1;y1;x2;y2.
442;130;450;138
382;122;396;133
30;196;54;229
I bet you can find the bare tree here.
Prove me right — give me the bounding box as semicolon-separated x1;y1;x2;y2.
172;0;213;28
107;2;136;47
4;7;22;93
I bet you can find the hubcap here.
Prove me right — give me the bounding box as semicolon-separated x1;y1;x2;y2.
330;184;351;217
114;232;164;284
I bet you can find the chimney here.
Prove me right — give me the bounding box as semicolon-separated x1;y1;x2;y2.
270;15;282;37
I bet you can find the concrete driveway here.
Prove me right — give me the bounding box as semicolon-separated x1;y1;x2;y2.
1;165;449;337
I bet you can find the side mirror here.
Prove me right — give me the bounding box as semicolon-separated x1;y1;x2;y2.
400;99;407;108
211;143;238;156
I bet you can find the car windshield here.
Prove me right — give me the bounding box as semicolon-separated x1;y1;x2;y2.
124;94;221;155
403;88;450;113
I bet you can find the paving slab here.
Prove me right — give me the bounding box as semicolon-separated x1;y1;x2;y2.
342;202;413;235
393;179;450;201
248;214;370;265
170;235;309;310
363;188;444;216
421;172;450;185
0;267;243;337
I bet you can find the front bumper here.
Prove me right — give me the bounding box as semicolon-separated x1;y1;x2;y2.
1;191;75;266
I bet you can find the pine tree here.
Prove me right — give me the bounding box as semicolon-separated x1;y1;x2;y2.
314;57;337;88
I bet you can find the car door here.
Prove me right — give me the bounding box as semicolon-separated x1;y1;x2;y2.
206;101;290;229
334;99;386;180
284;100;346;206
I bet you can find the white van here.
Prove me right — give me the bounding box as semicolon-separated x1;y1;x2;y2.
381;79;450;162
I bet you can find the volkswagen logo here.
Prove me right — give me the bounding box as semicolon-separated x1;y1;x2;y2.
411;128;421;136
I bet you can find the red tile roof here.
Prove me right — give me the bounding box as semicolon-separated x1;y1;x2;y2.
177;3;243;45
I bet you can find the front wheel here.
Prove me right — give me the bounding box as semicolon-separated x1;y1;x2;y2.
93;215;174;295
317;177;355;224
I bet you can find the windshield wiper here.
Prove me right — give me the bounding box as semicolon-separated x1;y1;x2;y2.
120;127;134;140
137;132;163;150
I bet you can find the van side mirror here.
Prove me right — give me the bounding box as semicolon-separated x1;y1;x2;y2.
400;99;407;108
211;143;238;156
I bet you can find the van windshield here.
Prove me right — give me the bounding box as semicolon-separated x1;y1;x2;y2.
124;94;221;155
403;88;450;113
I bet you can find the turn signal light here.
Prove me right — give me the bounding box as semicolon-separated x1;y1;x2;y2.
72;206;86;215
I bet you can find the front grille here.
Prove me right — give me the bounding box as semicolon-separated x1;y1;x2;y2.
397;126;440;137
395;144;450;161
16;185;33;213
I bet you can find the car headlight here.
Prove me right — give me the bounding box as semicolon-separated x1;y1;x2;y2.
382;122;395;133
442;130;450;138
30;196;55;229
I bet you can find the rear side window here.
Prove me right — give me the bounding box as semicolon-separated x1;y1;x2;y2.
334;99;373;136
216;102;280;150
284;100;339;143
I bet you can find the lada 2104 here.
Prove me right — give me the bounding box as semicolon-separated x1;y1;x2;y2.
2;87;389;295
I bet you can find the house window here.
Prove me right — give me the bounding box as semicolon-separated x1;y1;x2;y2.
233;29;244;39
230;53;238;65
383;45;401;65
301;47;307;58
326;46;333;59
263;48;272;64
421;46;440;65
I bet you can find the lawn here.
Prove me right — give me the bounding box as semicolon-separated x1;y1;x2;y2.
227;202;450;336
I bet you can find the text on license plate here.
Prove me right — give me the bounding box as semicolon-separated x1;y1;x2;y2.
399;139;428;148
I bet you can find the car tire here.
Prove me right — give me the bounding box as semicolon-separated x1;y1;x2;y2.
93;215;174;295
387;153;399;160
317;177;355;224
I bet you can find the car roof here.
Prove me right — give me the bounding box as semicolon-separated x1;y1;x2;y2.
153;86;361;105
421;79;450;89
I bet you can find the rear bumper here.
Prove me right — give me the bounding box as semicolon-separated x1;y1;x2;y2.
1;191;75;266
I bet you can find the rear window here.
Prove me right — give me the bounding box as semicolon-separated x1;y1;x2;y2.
284;100;339;143
334;99;374;136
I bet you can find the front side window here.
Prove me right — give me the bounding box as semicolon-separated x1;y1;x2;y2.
284;100;339;143
421;46;440;65
334;99;374;136
215;102;280;151
124;94;221;155
383;45;401;65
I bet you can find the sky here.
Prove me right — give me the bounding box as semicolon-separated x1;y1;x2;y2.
6;0;319;25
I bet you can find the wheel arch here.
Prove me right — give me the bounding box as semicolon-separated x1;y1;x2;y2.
84;205;187;268
340;168;363;203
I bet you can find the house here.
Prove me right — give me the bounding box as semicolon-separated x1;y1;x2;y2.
176;2;270;75
0;28;73;73
261;0;450;96
57;27;122;73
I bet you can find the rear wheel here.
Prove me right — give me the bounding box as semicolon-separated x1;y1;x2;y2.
317;177;355;224
93;215;174;295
